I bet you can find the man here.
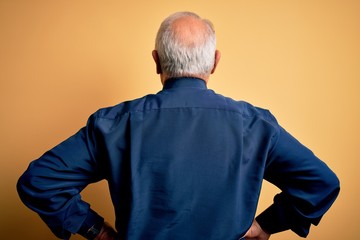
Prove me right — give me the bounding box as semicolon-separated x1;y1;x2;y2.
17;12;340;240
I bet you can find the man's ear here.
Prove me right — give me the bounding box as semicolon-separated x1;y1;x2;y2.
152;50;162;74
211;50;221;74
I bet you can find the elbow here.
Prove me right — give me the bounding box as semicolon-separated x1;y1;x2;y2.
17;171;32;204
17;168;43;206
325;169;340;198
317;169;340;212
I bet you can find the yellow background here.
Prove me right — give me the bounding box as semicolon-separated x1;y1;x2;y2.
1;1;359;239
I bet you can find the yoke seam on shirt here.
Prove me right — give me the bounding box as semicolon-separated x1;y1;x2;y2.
94;106;251;121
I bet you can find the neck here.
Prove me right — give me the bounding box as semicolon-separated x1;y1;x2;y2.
161;74;209;85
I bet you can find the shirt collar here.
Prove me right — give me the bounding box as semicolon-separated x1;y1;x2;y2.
162;77;207;90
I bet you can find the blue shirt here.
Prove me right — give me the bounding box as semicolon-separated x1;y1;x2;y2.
17;77;339;239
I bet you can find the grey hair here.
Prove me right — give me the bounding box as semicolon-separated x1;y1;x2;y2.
155;12;216;78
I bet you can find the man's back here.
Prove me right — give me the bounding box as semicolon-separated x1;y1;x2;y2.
94;78;278;239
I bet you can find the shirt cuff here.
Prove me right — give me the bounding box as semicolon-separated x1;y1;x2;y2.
78;209;104;240
255;198;313;238
256;203;291;235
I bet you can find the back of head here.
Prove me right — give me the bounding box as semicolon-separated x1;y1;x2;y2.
155;12;217;79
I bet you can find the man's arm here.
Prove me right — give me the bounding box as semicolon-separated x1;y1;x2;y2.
256;127;340;237
17;114;109;239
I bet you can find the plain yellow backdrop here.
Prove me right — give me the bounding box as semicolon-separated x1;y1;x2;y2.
1;1;359;239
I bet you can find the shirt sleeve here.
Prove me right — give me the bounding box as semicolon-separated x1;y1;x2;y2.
256;126;340;237
17;114;105;239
